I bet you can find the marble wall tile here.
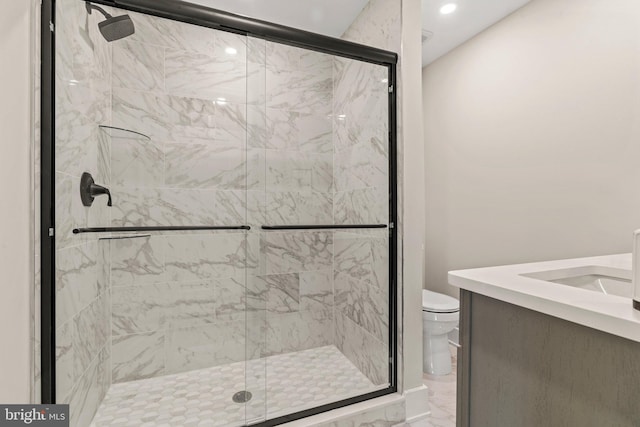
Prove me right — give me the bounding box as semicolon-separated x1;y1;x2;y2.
266;151;333;193
165;48;246;104
164;233;249;281
73;292;109;379
335;313;388;386
334;139;388;193
124;10;216;52
334;235;388;290
111;136;164;188
112;40;164;92
112;332;165;383
55;110;99;177
110;188;225;227
111;284;166;335
165;321;246;374
334;188;388;225
110;236;164;286
335;275;388;344
333;58;388;154
262;231;333;275
300;269;333;312
265;42;332;115
265;191;333;225
265;309;333;356
213;277;250;320
67;347;110;427
56;242;100;326
255;273;300;313
56;320;74;402
164;141;246;190
112;88;220;143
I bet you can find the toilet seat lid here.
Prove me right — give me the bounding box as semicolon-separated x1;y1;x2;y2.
422;290;459;313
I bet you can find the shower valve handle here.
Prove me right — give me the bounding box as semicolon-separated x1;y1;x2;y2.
80;172;112;207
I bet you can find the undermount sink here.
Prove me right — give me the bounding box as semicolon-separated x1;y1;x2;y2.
521;265;632;298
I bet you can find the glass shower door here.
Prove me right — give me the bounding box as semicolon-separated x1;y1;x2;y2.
54;2;260;425
245;37;393;422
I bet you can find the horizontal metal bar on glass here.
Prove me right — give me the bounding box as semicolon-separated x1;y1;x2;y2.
73;225;251;234
261;224;388;230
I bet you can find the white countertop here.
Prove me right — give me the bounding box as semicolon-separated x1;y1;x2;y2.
448;253;640;343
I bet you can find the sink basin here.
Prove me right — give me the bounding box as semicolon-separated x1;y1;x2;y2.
521;266;632;298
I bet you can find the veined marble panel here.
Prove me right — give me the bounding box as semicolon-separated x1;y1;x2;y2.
123;10;216;52
299;269;333;312
265;191;333;225
164;140;246;189
68;346;110;427
110;136;164;188
265;42;332;115
56;241;100;326
113;88;244;144
333;57;388;153
73;293;110;379
247;105;267;149
265;108;332;154
247;37;266;107
334;138;388;193
334;187;388;225
165;48;247;104
165;321;246;374
110;187;250;227
112;331;165;383
336;313;388;386
164;233;249;282
254;273;300;314
55;109;99;178
110;236;164;287
112;40;164;92
334;235;388;290
335;275;389;344
262;231;333;275
266;150;333;193
111;281;219;335
265;309;333;356
56;320;74;402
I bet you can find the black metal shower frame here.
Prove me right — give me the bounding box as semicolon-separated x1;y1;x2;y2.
40;0;399;424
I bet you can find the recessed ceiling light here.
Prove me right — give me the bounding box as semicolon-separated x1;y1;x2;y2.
439;3;457;14
225;47;237;55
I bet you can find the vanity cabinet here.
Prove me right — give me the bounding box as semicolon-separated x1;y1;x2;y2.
456;290;640;427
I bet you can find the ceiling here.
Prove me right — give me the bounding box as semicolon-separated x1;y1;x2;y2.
188;0;370;38
422;0;532;66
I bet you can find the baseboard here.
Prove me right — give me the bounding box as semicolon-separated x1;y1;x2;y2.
404;384;430;422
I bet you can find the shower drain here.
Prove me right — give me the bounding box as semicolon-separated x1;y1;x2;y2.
232;390;253;403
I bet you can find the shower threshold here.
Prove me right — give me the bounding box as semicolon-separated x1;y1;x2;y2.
91;345;383;426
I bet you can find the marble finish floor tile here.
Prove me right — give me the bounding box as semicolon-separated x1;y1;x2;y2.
421;351;457;427
91;345;377;426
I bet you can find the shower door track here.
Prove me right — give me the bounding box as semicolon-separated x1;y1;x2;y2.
40;0;399;425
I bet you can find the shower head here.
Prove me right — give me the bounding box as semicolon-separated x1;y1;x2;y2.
86;2;135;42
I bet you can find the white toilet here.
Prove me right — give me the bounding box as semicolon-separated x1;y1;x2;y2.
422;289;460;375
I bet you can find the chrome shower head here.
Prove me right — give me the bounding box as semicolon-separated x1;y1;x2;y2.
86;2;135;42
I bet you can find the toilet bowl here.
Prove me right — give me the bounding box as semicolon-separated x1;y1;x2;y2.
422;289;459;375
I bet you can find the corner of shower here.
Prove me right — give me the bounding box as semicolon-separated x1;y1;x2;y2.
40;1;398;425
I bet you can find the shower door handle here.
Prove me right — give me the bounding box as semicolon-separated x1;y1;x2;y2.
261;224;388;230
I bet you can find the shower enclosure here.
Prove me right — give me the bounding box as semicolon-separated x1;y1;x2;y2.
40;0;397;425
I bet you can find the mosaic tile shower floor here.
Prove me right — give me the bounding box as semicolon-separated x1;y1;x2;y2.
91;345;379;426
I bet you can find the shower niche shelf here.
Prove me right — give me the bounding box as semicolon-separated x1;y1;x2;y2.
98;125;151;140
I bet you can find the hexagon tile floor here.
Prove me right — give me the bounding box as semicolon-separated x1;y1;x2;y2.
91;345;379;427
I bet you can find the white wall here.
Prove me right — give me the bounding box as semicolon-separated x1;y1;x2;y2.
400;0;426;392
422;0;640;297
0;0;34;403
